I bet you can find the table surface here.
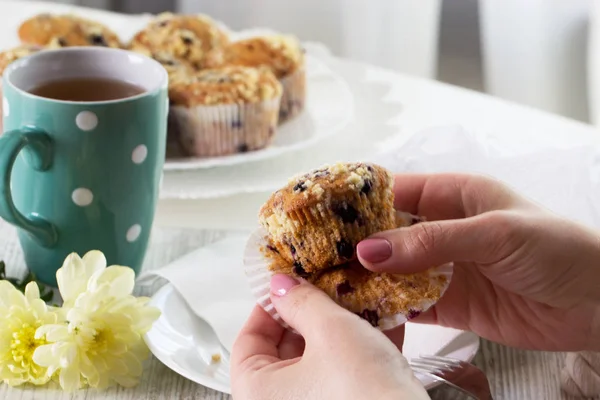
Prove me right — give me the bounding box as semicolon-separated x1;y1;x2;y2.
0;221;595;400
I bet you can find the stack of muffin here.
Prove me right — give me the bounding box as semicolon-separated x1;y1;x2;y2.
0;12;307;157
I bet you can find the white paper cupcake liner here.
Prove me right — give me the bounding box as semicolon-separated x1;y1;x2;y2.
243;227;453;332
171;96;280;157
278;67;305;125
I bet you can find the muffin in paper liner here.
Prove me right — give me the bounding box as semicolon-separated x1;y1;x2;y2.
243;226;453;332
168;65;282;157
215;35;306;125
170;97;280;157
278;67;306;125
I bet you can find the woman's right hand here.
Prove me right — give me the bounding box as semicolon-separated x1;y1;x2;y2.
357;173;600;352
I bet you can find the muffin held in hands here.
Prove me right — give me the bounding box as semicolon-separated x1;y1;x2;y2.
18;14;121;48
220;35;306;124
168;66;282;157
248;162;452;329
129;12;229;70
259;162;396;274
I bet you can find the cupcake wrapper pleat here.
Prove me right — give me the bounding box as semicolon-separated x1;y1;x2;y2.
279;67;305;125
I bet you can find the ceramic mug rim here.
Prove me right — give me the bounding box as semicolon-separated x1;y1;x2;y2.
3;46;168;106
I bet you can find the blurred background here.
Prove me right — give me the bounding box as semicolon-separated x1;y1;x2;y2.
9;0;596;125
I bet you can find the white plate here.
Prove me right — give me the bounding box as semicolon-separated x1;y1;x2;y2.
145;283;479;395
163;55;353;170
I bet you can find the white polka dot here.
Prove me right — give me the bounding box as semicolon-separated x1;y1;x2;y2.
76;111;98;131
131;145;148;164
72;188;93;207
3;97;9;117
126;224;141;242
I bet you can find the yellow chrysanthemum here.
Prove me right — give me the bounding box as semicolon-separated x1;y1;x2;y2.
33;257;160;392
0;281;63;386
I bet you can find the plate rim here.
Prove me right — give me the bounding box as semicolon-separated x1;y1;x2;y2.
145;283;480;394
162;54;354;171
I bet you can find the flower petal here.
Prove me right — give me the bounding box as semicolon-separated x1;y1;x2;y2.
59;366;81;392
87;266;135;297
0;281;18;307
35;324;68;342
32;344;55;368
57;251;106;306
82;250;107;273
24;282;40;302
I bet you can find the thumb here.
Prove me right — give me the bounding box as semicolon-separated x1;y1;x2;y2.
269;274;351;340
357;212;514;273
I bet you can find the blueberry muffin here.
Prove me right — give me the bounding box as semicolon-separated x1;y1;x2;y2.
18;14;121;48
168;65;282;157
220;35;305;124
129;12;229;71
259;162;396;274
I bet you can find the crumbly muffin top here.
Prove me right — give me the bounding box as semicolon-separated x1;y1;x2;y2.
260;162;393;217
0;44;44;75
150;51;196;85
18;14;121;48
169;65;282;106
221;35;304;78
129;12;229;70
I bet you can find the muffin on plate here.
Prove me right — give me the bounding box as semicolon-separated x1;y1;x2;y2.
168;65;282;157
18;13;121;48
0;44;44;132
258;162;396;274
220;35;305;124
129;12;229;70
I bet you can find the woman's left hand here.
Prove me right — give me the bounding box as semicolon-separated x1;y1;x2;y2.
230;274;430;400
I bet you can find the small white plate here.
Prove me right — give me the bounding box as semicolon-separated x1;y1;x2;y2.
145;283;480;395
163;55;354;170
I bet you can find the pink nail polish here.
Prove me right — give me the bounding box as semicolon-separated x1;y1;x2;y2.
270;274;300;297
357;238;392;263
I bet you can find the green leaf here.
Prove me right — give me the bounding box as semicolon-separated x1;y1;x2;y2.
0;261;54;303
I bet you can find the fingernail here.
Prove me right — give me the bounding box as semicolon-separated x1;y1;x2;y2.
357;238;392;263
270;274;300;297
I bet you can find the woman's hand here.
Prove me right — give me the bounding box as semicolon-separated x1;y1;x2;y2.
358;173;600;352
230;274;430;400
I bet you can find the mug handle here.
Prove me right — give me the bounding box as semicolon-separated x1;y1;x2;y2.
0;127;58;247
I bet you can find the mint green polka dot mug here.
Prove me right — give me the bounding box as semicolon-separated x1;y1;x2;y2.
0;47;168;286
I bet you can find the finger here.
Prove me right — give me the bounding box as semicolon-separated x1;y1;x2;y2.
358;211;519;273
383;325;405;352
278;330;305;360
393;173;525;220
269;274;352;341
231;305;285;376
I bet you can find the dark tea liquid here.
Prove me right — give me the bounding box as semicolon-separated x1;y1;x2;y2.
28;77;145;101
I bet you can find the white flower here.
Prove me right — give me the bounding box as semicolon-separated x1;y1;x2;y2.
33;252;160;391
56;250;111;310
0;281;63;386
